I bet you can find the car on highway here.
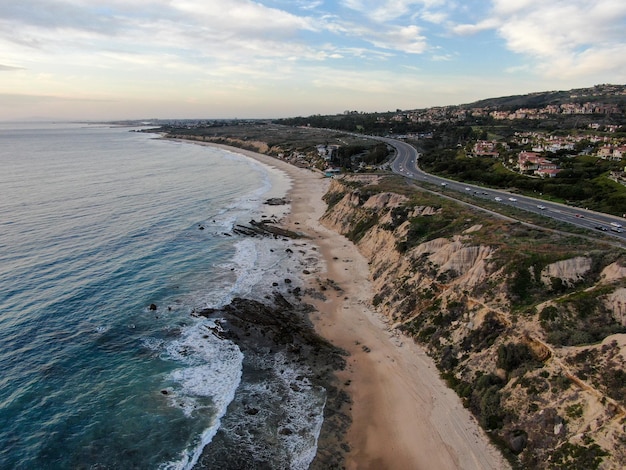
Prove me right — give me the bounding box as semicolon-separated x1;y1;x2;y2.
575;214;584;218
595;225;608;231
508;197;517;202
537;205;547;210
495;197;502;202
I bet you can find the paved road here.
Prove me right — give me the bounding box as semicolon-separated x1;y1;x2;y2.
379;136;626;241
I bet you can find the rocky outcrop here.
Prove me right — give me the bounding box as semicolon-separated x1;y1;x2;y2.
414;237;493;289
196;294;349;469
362;192;407;210
233;219;302;239
601;262;626;283
540;256;592;286
605;288;626;326
321;175;626;469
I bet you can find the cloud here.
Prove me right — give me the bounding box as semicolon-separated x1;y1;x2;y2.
420;10;448;24
431;53;454;62
0;0;333;84
0;0;437;78
0;1;118;32
367;25;427;54
342;0;447;22
0;64;25;71
174;0;317;36
0;93;112;103
452;19;499;36
451;0;626;79
294;0;324;10
0;1;316;51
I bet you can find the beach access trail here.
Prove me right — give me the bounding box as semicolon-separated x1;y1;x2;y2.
194;142;509;469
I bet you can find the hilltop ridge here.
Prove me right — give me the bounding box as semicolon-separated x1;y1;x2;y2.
460;84;626;111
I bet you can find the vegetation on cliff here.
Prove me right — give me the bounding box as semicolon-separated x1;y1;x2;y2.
321;174;626;469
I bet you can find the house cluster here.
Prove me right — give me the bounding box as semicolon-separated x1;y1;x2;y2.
511;131;626;159
472;140;505;157
470;140;561;177
512;131;592;152
392;106;467;125
597;145;626;161
386;102;622;128
316;144;339;161
316;144;343;175
471;128;626;179
470;102;621;121
588;123;622;132
516;151;561;178
390;86;625;124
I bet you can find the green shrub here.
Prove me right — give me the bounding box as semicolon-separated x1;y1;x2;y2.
565;403;584;419
323;191;346;210
497;343;536;373
347;213;379;242
549;441;608;469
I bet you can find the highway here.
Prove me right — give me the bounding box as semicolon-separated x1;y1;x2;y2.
380;136;626;241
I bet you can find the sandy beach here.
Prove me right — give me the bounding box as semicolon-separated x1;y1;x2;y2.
193;142;510;469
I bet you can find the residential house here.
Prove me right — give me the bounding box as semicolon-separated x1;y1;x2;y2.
473;140;500;158
518;151;561;176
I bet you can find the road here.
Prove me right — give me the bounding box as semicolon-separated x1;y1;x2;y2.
379;136;626;241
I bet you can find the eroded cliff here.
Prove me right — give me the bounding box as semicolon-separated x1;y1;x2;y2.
321;175;626;469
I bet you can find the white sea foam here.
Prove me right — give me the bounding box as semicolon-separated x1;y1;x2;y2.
211;234;305;308
140;336;165;353
217;351;327;469
221;148;292;201
158;320;244;470
271;353;327;470
158;142;319;468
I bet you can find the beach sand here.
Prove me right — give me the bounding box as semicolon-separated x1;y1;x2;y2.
190;141;510;469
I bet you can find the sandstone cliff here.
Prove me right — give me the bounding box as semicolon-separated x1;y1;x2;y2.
321;176;626;469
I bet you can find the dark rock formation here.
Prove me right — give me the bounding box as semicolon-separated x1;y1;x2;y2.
232;219;302;239
264;197;289;206
195;293;351;469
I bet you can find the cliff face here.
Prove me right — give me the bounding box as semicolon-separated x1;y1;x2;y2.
321;176;626;469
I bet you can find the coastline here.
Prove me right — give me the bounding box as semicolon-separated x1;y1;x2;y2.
184;140;509;469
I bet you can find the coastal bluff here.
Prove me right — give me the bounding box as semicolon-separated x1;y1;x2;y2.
320;175;626;469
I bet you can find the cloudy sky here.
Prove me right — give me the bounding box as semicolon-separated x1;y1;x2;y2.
1;0;626;120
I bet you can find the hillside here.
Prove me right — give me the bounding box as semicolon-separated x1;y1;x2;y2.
320;174;626;469
464;84;626;111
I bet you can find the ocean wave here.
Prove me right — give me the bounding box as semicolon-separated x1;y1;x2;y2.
212;351;327;469
159;320;244;470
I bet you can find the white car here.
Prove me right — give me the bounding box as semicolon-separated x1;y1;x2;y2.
495;197;503;202
537;205;546;210
465;187;471;191
508;197;517;202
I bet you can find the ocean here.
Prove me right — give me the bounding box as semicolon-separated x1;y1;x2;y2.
0;123;328;469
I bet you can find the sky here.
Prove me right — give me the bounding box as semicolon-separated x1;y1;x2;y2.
1;0;626;121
